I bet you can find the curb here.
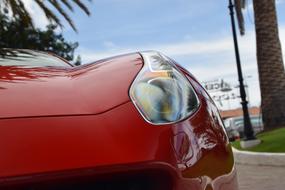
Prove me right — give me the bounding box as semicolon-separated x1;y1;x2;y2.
232;148;285;167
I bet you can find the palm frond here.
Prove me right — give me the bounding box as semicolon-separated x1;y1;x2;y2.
15;0;33;26
71;0;91;15
2;0;92;32
34;0;63;28
4;0;33;27
234;0;246;35
48;0;77;32
60;0;74;12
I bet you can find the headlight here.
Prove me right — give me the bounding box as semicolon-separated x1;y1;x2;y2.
129;51;200;125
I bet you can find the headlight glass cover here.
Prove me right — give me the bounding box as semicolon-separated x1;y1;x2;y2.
129;51;200;125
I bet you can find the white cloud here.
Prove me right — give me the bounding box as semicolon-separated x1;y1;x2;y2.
79;25;285;69
103;41;117;49
84;33;222;62
78;37;234;63
78;25;285;109
277;0;285;4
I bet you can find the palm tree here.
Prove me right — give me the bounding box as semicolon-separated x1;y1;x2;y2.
235;0;285;129
0;0;91;32
253;0;285;129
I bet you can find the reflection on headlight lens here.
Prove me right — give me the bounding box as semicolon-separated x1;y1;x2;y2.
130;51;199;125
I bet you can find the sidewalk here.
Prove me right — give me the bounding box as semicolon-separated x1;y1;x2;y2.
233;147;285;190
236;163;285;190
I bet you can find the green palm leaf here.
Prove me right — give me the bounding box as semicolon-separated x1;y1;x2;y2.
1;0;92;31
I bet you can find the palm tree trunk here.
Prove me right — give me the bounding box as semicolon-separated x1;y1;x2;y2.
253;0;285;129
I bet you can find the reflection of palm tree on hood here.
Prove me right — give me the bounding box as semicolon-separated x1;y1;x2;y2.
0;66;65;82
0;49;71;83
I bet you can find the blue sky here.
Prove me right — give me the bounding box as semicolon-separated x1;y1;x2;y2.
24;0;285;110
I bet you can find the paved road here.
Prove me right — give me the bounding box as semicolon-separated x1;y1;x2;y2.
236;163;285;190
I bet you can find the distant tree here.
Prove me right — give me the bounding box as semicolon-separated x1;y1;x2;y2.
74;55;82;66
0;13;80;64
0;0;91;32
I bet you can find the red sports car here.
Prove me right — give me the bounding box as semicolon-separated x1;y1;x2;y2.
0;50;238;190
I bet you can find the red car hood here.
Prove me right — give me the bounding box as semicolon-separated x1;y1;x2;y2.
0;53;143;119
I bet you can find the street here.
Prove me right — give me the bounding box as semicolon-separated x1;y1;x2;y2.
236;163;285;190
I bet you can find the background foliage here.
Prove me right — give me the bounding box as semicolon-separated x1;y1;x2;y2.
0;13;81;65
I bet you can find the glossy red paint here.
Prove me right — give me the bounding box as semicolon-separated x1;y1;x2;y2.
0;51;238;190
0;53;142;118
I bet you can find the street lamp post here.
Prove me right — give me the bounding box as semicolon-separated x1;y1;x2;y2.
228;0;256;140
